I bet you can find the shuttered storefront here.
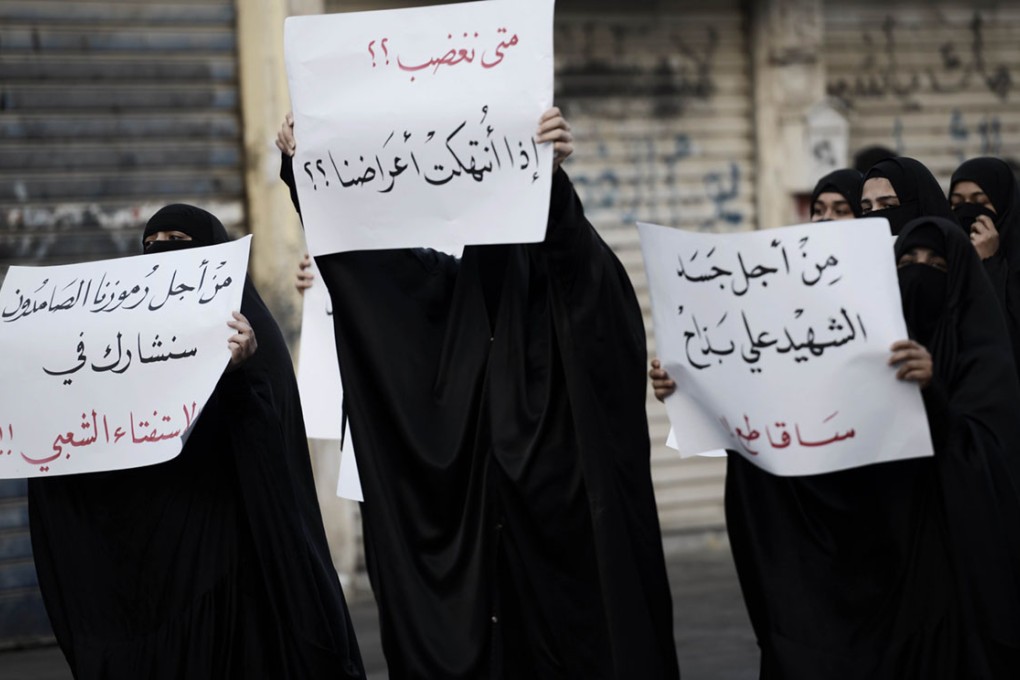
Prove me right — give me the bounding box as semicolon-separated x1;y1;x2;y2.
556;2;756;531
0;0;245;646
824;2;1020;186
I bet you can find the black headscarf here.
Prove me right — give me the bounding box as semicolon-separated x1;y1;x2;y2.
810;168;863;218
864;157;956;235
951;157;1020;230
950;157;1020;380
28;204;366;679
142;203;229;252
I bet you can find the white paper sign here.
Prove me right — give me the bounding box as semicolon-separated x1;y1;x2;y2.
640;219;934;476
284;0;555;255
296;258;343;441
0;237;251;478
295;258;363;501
337;435;363;503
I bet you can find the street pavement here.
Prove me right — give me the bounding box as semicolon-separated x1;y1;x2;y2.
0;532;759;680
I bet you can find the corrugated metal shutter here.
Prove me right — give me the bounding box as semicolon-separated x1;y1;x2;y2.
824;2;1020;185
0;0;245;646
556;2;755;532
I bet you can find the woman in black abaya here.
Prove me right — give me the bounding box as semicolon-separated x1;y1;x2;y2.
950;156;1020;378
895;217;1020;677
861;156;957;234
654;218;1020;678
28;205;365;680
278;109;680;680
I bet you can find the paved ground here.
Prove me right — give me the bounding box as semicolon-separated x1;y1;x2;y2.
0;532;760;680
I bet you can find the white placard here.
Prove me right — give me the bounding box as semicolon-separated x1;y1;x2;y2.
640;219;934;476
0;237;251;478
284;0;555;255
295;258;363;501
296;258;343;440
337;434;363;503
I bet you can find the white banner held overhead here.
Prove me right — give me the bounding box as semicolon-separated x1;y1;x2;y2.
0;237;251;478
285;0;555;255
639;219;933;476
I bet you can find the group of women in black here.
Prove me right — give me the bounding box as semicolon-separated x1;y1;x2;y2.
27;108;683;680
24;100;1020;678
654;155;1020;678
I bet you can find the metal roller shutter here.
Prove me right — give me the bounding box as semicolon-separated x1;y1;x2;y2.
824;1;1020;185
0;0;245;646
556;2;756;532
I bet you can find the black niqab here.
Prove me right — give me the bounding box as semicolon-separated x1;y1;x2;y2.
810;168;863;217
897;223;948;346
865;156;956;235
953;201;997;230
28;205;366;679
952;157;1019;222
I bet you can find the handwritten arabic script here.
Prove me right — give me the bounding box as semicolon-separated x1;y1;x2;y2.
368;27;520;81
284;0;555;255
639;218;934;476
0;236;251;478
2;257;234;324
674;235;867;372
302;106;541;194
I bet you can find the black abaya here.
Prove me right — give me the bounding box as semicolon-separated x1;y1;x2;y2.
28;205;365;679
724;217;1020;679
282;156;680;679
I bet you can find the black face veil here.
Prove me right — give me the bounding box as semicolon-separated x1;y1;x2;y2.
864;157;956;235
142;203;231;253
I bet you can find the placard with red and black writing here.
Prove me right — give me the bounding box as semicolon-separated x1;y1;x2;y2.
285;0;555;255
0;237;250;478
640;219;933;476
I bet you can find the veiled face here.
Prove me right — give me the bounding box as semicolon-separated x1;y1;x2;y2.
949;180;996;214
143;230;193;251
860;177;900;214
897;246;948;272
810;192;855;222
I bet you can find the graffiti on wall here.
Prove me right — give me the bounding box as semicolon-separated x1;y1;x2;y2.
828;12;1014;107
555;22;720;118
571;134;744;232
